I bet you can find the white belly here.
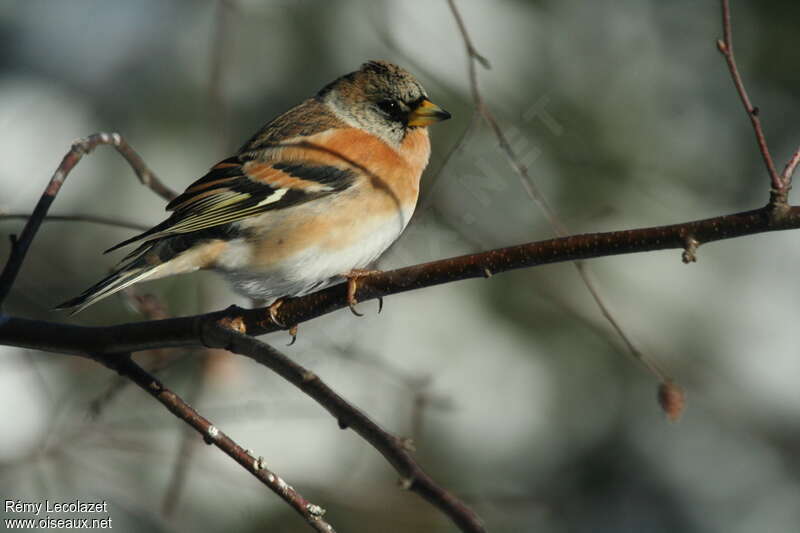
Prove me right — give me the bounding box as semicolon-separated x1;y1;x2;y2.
216;211;411;303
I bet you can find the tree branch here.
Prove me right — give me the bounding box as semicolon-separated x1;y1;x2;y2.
0;128;489;531
91;351;334;532
446;0;671;386
2;5;798;529
3;202;800;357
206;324;486;532
0;213;149;232
781;145;800;188
0;132;174;307
717;0;783;193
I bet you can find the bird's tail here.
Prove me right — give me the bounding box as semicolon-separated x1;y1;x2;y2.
55;246;166;315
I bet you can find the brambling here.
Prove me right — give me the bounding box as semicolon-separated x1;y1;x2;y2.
57;60;450;320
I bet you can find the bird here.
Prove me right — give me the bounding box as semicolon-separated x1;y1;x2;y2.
57;60;451;324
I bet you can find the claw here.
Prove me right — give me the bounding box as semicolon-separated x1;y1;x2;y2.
268;299;287;328
377;296;384;314
347;277;364;317
345;269;381;317
287;324;298;346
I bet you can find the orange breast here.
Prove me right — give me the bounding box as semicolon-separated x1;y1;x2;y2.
273;127;431;207
239;127;432;270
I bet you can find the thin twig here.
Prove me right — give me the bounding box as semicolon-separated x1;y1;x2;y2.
445;0;668;382
0;213;149;232
205;326;486;533
446;0;491;70
781;145;800;188
718;0;782;192
0;132;174;307
573;261;666;380
418;110;481;210
87;373;130;419
106;134;177;202
328;344;449;442
95;352;335;532
88;353;183;419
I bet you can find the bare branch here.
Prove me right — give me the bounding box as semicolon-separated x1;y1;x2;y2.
4;202;800;357
0;213;149;232
418;110;481;210
718;0;782;192
327;343;449;442
445;0;669;383
106;133;177;202
445;0;490;70
94;352;335;532
572;261;667;380
0;132;174;306
781;145;800;188
206;325;486;533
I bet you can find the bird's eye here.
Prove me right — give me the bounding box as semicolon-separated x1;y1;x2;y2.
377;99;402;118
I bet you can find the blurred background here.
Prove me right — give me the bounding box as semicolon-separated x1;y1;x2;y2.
2;1;800;531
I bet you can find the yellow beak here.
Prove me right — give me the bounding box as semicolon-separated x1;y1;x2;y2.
407;99;451;127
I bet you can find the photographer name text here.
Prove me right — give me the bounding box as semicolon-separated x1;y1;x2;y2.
5;499;108;516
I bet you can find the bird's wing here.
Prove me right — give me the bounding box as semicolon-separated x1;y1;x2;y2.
105;137;358;253
162;153;356;233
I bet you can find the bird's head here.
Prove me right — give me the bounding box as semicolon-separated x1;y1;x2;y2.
319;60;451;146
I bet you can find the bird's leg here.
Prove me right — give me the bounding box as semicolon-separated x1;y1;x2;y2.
345;269;382;316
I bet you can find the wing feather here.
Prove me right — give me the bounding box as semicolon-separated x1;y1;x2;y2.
104;143;358;253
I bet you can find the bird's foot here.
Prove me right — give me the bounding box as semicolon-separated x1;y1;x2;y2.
345;269;382;316
267;298;300;344
267;298;287;328
287;324;299;346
